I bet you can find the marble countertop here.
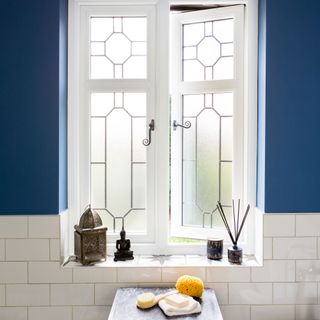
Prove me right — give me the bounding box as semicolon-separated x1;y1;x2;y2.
108;287;223;320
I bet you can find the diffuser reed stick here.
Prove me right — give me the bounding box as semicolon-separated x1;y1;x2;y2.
217;201;251;248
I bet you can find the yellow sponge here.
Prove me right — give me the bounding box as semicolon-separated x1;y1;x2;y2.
176;275;204;298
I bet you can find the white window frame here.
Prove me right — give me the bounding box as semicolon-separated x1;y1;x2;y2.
68;0;258;256
170;5;244;241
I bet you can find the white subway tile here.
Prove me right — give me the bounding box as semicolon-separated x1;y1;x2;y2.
220;305;250;320
51;284;94;305
252;260;295;282
0;307;27;320
118;267;161;283
273;237;317;259
0;286;5;306
229;283;272;304
6;285;49;306
29;262;72;283
264;215;295;237
73;306;109;320
50;239;60;261
0;216;28;238
206;283;228;305
207;266;250;283
0;262;27;283
6;239;49;261
28;307;72;320
73;266;117;283
273;283;317;304
0;240;5;261
95;284;130;306
161;267;206;283
29;216;60;238
251;305;295;320
296;305;320;320
296;260;320;281
296;215;320;236
264;238;273;259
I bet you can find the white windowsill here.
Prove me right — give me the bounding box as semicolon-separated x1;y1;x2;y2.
64;254;260;268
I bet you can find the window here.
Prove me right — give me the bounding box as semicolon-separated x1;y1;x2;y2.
69;0;257;256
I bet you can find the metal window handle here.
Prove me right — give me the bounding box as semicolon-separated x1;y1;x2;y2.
172;120;191;131
142;119;155;146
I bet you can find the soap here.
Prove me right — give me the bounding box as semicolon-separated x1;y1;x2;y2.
136;292;156;309
165;294;190;308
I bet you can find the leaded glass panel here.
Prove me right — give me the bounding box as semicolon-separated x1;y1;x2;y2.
90;17;147;79
90;92;147;233
182;18;234;81
182;93;233;228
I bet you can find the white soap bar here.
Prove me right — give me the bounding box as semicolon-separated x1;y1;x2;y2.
165;294;190;308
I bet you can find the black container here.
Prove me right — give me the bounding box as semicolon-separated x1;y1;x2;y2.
207;238;223;260
228;245;242;264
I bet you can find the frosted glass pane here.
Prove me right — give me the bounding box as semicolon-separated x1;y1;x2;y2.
123;17;147;41
114;18;122;32
183;60;204;81
91;42;104;56
91;93;114;116
124;93;146;116
91;17;113;41
205;67;213;80
91;57;113;79
132;163;146;208
183;118;196;161
205;94;213;108
221;117;233;161
183;160;196;205
183;202;202;227
198;37;220;66
214;19;234;42
132;42;147;55
203;214;211;228
183;23;204;46
213;93;233;116
97;210;114;231
123;56;147;79
220;162;232;205
221;43;234;56
197;109;220;212
91;164;105;208
106;109;131;216
105;33;131;64
212;206;231;228
184;46;197;60
115;93;123;108
132;118;146;163
214;57;234;79
125;210;147;232
205;22;213;36
183;94;204;117
91;118;105;162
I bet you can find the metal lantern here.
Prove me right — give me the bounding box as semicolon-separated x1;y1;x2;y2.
74;206;108;265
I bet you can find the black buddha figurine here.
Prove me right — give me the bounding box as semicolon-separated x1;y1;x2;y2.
114;227;134;262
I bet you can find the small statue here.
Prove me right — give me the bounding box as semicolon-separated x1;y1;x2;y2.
114;227;134;262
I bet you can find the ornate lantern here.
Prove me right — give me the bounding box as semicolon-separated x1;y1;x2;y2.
74;206;108;265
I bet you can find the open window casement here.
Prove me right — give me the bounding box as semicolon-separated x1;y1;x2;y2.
170;5;245;241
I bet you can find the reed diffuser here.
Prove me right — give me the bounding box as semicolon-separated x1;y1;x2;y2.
217;200;250;264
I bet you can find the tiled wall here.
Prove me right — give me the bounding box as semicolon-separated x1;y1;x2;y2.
0;214;319;320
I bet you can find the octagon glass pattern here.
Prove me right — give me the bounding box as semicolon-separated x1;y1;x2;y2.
90;92;147;233
183;19;234;81
182;93;233;228
90;17;147;79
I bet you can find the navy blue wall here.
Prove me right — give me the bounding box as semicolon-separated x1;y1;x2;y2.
258;0;320;212
0;0;68;214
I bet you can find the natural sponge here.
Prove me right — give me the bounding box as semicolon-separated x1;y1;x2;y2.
176;275;204;298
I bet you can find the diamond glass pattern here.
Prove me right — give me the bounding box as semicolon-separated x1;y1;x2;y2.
183;19;234;81
90;17;147;79
90;92;147;233
182;93;233;228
